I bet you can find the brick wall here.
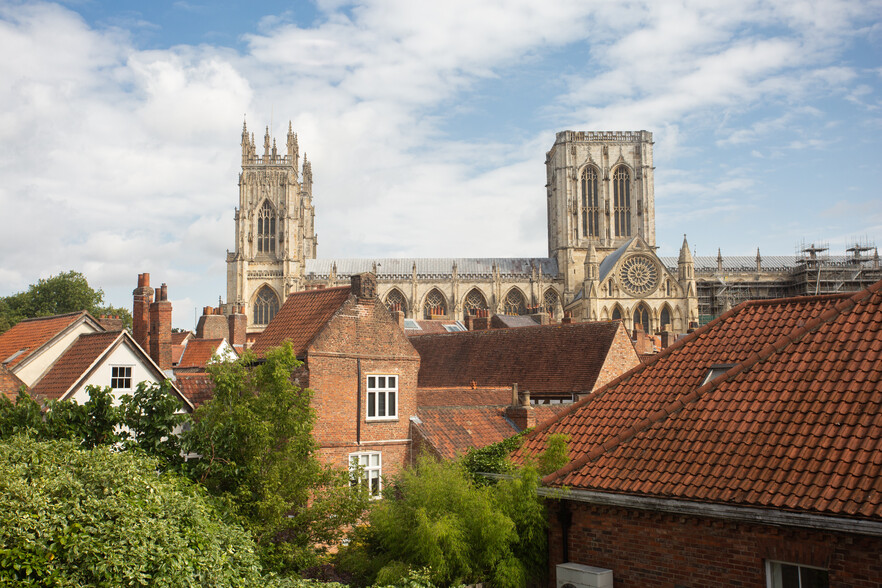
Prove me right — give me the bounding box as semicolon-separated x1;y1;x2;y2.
148;283;172;370
548;501;882;588
593;323;641;391
306;294;421;476
132;273;153;352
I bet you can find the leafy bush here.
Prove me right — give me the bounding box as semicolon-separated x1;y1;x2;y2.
0;435;264;587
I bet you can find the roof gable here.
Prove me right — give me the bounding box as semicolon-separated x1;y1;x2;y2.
29;331;124;400
411;321;627;397
0;312;100;370
521;283;882;520
176;338;235;369
251;286;351;357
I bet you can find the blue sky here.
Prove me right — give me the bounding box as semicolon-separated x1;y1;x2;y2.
1;0;880;327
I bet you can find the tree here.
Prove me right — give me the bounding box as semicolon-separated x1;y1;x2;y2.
0;435;266;587
182;343;371;573
119;380;185;469
0;271;133;334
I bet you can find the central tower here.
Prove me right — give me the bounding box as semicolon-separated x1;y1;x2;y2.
545;130;655;297
226;121;316;334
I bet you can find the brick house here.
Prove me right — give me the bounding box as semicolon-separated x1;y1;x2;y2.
517;281;882;587
251;273;421;494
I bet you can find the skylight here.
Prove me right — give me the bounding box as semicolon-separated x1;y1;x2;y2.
443;322;466;332
701;364;736;386
403;319;421;330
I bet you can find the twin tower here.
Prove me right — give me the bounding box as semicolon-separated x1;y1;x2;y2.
225;124;697;338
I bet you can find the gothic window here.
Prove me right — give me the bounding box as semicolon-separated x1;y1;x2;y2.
581;166;600;237
502;289;528;316
660;306;672;331
384;289;407;315
463;288;488;319
253;286;279;325
613;166;631;237
612;306;622;321
634;304;651;333
257;201;276;254
543;289;560;318
423;289;447;319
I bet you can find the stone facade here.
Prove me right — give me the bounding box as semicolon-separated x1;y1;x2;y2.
225;121;316;336
226;125;699;336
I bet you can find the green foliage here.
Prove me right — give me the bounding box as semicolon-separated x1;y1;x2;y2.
0;389;45;439
0;435;264;587
0;271;133;334
347;455;525;588
537;433;570;476
119;380;185;469
182;343;371;573
460;431;527;486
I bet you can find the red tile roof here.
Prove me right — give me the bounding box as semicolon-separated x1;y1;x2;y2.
171;331;193;346
415;406;520;459
411;321;628;398
0;365;26;401
29;331;123;400
175;373;215;408
251;286;352;357
176;339;229;370
520;283;882;520
418;386;513;407
0;312;90;369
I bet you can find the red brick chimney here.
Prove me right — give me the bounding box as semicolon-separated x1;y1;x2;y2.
196;306;229;340
505;383;536;431
149;283;172;370
351;272;377;301
132;273;154;352
227;305;247;347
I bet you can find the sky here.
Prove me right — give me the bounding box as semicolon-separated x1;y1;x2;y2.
1;0;880;328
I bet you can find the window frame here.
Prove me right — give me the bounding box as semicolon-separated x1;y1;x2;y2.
765;560;829;588
366;374;398;421
110;365;133;390
349;451;382;498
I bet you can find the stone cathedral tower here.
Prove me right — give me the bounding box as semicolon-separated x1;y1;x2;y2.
225;121;316;334
546;130;656;296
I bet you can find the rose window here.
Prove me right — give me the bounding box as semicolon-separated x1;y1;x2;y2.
619;255;659;296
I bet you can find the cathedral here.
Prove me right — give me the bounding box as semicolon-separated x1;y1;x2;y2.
225;123;701;338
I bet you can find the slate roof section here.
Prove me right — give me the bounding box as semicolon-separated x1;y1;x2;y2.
175;374;215;408
177;339;230;370
28;331;122;400
0;365;25;401
491;315;540;329
658;254;859;273
411;321;625;398
0;312;89;369
405;320;466;336
251;286;352;358
520;281;882;521
305;257;559;279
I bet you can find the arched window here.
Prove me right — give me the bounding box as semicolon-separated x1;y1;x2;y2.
503;289;528;316
253;286;279;325
660;306;672;331
581;166;600;237
613;166;631;237
257;201;276;254
634;304;650;333
384;289;407;315
611;306;622;321
463;288;488;320
543;289;560;318
423;289;447;319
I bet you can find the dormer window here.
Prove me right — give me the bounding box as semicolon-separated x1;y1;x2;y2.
701;364;736;386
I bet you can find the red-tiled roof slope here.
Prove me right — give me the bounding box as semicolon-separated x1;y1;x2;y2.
171;331;193;346
251;286;351;357
525;285;882;520
415;406;519;459
0;312;89;369
411;321;626;397
175;374;215;408
418;386;512;407
177;339;228;369
0;365;26;401
28;331;122;400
